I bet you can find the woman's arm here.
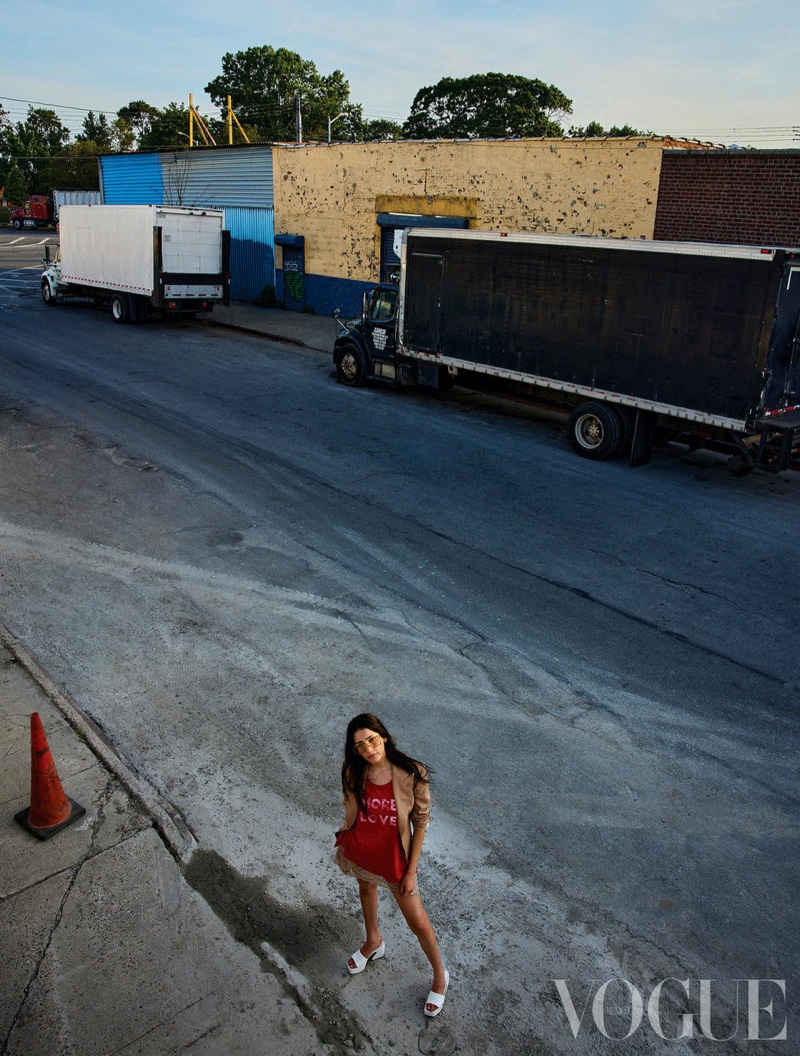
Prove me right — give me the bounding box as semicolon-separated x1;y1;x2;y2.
400;824;426;896
400;770;431;896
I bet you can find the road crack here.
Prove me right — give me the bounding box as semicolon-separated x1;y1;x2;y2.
0;778;114;1056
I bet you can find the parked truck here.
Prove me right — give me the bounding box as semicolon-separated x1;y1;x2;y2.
9;194;55;229
54;189;102;217
9;191;103;230
41;204;230;323
333;229;800;474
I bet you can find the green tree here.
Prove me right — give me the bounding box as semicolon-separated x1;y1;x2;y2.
76;111;114;150
49;141;103;190
207;115;262;145
403;73;572;139
137;103;192;148
0;106;70;193
117;100;161;145
110;117;136;153
568;121;650;137
205;45;353;142
4;164;28;204
356;117;404;142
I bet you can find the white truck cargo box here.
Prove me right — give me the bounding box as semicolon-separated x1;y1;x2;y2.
58;205;226;297
42;205;229;323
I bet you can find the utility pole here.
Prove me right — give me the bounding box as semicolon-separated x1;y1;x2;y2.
295;96;303;144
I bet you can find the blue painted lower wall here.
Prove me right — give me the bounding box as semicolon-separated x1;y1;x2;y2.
275;269;376;317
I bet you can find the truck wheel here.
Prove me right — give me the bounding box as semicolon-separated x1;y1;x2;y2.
41;279;57;306
110;293;130;324
727;453;755;477
12;218;23;230
335;344;366;387
568;402;625;460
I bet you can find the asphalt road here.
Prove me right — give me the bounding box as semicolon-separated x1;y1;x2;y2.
0;229;57;267
0;262;798;1054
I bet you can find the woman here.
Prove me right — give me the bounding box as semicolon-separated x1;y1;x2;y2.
334;713;449;1017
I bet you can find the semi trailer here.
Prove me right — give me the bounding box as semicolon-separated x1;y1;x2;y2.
333;230;800;474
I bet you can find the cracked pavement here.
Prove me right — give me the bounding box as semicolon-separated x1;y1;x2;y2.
0;637;338;1056
1;279;798;1054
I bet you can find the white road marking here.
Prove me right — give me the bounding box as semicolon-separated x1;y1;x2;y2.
0;240;52;249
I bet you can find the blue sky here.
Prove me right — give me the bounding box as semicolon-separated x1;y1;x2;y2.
3;0;798;146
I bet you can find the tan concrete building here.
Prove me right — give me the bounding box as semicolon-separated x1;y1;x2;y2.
271;136;676;315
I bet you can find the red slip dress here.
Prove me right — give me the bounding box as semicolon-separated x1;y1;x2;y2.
335;778;408;888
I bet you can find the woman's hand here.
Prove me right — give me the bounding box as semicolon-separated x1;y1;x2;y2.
400;866;418;897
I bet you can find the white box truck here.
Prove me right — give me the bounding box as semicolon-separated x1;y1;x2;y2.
41;204;230;323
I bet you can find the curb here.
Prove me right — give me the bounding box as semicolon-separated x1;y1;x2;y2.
200;316;308;349
0;620;197;863
200;313;333;356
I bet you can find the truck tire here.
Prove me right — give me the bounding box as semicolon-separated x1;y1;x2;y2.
335;343;367;387
727;453;755;477
110;293;130;324
41;279;57;306
12;218;23;230
568;402;625;460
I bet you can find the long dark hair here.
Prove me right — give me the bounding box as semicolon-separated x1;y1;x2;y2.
341;713;431;815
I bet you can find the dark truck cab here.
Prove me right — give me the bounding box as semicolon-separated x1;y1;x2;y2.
334;230;800;473
335;285;400;386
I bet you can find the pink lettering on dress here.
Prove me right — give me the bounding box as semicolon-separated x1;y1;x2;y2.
358;793;398;826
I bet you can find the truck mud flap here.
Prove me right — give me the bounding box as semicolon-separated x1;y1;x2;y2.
629;410;656;467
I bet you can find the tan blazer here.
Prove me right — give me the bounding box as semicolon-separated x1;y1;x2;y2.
340;763;430;859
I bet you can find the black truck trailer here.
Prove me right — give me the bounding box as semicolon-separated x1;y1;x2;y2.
333;230;800;473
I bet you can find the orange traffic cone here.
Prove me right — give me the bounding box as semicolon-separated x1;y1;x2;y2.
15;712;85;840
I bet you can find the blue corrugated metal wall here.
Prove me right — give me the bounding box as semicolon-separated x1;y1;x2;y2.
99;148;275;301
100;154;164;204
224;206;275;302
160;147;273;208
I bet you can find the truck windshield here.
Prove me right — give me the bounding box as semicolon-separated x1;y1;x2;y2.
368;288;397;322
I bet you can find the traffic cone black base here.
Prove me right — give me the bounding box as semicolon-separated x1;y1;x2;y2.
15;797;86;840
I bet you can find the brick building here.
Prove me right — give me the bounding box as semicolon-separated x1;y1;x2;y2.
654;149;800;248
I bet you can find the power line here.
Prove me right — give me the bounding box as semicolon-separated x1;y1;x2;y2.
0;94;119;116
2;93;797;145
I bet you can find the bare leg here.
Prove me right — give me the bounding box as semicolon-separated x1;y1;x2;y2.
348;879;383;970
392;888;446;1008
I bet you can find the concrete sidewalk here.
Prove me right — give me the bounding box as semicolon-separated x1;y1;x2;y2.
203;303;338;355
0;624;345;1056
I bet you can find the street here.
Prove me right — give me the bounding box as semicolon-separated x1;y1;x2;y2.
1;239;798;1055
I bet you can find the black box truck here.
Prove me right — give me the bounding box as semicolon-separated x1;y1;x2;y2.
333;230;800;473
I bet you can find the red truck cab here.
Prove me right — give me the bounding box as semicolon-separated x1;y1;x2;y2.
9;195;55;230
